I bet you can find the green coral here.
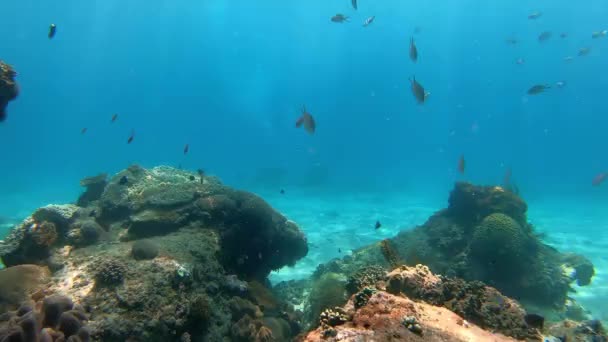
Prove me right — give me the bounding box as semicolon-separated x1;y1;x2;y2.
470;213;528;265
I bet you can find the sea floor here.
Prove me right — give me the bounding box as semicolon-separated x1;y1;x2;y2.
262;191;608;323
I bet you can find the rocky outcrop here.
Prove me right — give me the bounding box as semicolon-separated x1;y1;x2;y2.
0;61;18;122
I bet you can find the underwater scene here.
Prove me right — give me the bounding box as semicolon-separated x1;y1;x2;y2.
1;0;608;341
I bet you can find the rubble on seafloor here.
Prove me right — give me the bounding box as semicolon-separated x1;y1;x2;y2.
0;165;308;341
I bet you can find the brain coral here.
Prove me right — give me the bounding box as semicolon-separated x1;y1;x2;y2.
470;213;528;266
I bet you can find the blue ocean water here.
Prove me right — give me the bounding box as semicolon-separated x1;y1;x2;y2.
1;0;607;321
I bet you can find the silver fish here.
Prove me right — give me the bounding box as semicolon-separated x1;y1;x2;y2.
363;16;375;27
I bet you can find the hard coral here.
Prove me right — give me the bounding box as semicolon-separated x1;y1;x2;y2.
130;240;159;260
0;61;18;122
77;173;107;206
308;273;346;325
345;266;386;295
92;258;126;286
29;221;58;247
354;287;376;309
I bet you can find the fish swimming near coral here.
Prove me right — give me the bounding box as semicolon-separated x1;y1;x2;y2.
331;14;349;23
363;16;375;27
127;129;135;144
458;155;465;174
527;84;550;95
111;113;118;123
48;24;57;39
375;221;381;229
592;172;607;186
184;144;189;155
119;176;128;185
524;313;544;329
538;31;552;42
351;0;357;10
197;168;205;183
409;37;418;62
296;106;316;134
409;77;426;104
528;11;542;19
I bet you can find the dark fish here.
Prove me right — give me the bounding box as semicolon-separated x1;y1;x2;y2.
296;106;316;134
331;14;349;23
89;210;97;217
560;33;568;38
189;175;195;181
524;313;544;329
184;144;189;155
351;0;357;10
363;16;375;27
527;84;550;95
593;172;607;186
197;169;205;183
458;155;465;174
127;129;135;144
48;24;57;39
409;77;426;104
338;248;342;253
111;114;118;123
503;167;512;187
578;47;591;56
409;37;418;62
375;221;381;229
538;31;552;42
505;38;518;45
528;12;542;19
280;189;285;195
119;176;128;185
81;127;87;134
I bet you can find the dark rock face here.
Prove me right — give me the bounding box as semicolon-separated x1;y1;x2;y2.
77;173;108;207
0;61;18;122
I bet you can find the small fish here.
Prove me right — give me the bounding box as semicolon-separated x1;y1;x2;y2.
503;167;512;187
375;221;381;229
48;24;57;39
413;26;421;34
563;56;574;62
505;38;518;45
516;58;525;65
280;189;285;195
296;106;316;134
458;155;465;174
538;31;552;42
363;16;375;27
184;144;189;155
560;33;568;38
593;172;607;186
197;169;205;183
578;47;591;56
189;175;195;181
119;175;128;185
527;84;550;95
409;76;426;104
528;11;542;20
111;114;118;123
409;37;418;62
89;210;97;217
555;81;566;88
331;14;349;23
591;30;607;39
81;127;88;134
338;248;342;253
351;0;357;10
524;313;544;329
127;129;135;144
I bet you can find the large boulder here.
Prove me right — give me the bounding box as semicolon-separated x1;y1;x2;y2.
0;265;50;312
0;61;18;122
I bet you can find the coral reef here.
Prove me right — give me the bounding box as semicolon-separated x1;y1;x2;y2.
308;273;347;325
0;165;309;341
344;265;385;295
0;61;18;122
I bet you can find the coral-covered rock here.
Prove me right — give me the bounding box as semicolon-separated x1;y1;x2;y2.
0;61;18;122
67;220;102;247
77;173;108;207
32;205;79;231
0;265;50;312
130;240;159;260
92;258;126;286
561;253;595;286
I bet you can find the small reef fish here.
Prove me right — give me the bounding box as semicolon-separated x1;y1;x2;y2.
409;77;426;104
111;114;118;123
592;172;607;186
127;129;135;144
81;127;87;134
295;106;316;135
197;169;205;183
560;33;568;38
280;189;285;195
505;38;518;45
331;14;349;23
119;176;128;185
351;0;357;10
48;24;57;39
458;155;465;174
524;313;544;329
527;84;550;95
338;248;342;253
592;30;607;39
563;56;574;62
409;37;418;62
363;16;375;27
555;81;566;88
184;144;189;155
375;221;381;229
538;31;552;42
578;47;591;56
516;58;525;65
528;11;542;20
